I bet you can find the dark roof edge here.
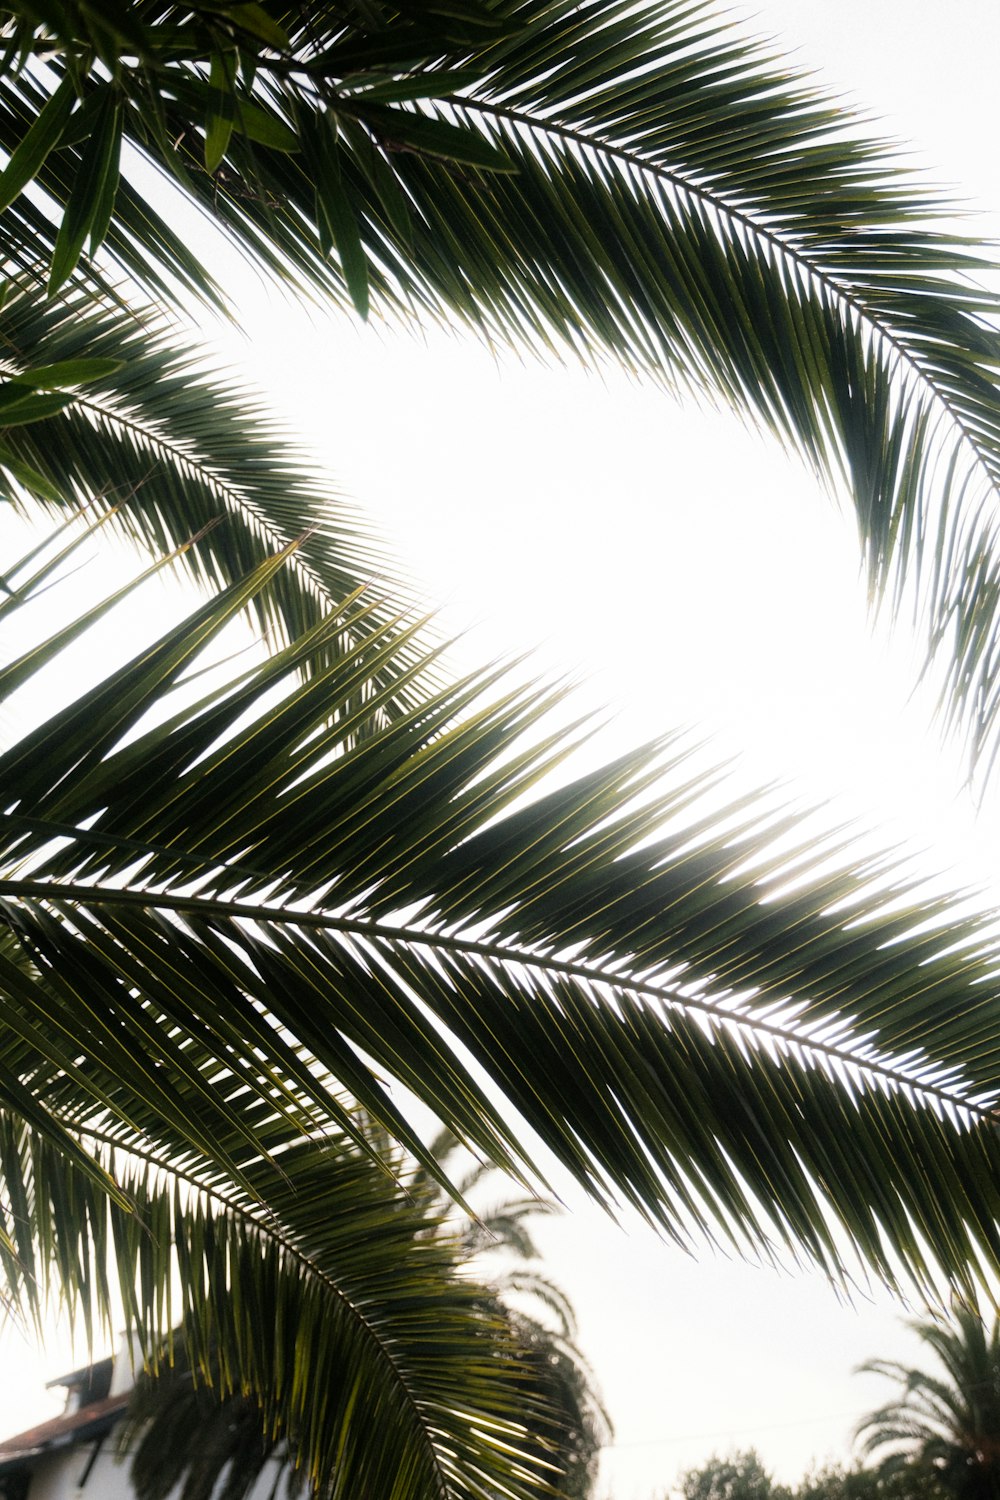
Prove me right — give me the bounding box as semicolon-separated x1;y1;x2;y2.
0;1392;129;1470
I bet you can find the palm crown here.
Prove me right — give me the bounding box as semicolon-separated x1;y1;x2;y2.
857;1309;1000;1500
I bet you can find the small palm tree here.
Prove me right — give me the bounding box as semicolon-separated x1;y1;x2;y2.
857;1309;1000;1500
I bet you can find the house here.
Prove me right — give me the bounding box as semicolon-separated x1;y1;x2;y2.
0;1339;287;1500
0;1341;134;1500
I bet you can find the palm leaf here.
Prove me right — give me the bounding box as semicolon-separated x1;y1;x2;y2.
115;1129;607;1500
0;277;443;731
0;1121;567;1500
5;534;1000;1310
0;281;399;640
4;2;1000;762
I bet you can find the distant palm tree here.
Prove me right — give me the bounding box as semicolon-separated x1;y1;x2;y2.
415;1131;611;1500
857;1309;1000;1500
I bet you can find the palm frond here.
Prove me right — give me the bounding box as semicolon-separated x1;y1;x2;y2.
0;279;437;720
115;1123;607;1500
3;2;1000;761
0;1121;567;1500
5;537;1000;1307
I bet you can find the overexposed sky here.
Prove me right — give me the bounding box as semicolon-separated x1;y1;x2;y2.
2;1;1000;1493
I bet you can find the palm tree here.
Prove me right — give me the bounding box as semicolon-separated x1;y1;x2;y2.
4;5;1000;1494
856;1309;1000;1500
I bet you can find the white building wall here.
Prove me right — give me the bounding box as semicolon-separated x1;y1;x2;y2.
22;1432;293;1500
18;1443;134;1500
7;1338;296;1500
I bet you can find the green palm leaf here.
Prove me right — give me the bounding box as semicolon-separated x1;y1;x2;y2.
0;1121;568;1500
0;280;407;646
4;1;1000;761
6;532;1000;1314
115;1132;607;1500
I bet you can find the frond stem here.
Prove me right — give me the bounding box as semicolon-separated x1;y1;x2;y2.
455;95;999;506
0;877;989;1127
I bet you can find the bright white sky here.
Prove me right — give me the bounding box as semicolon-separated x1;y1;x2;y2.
3;0;1000;1494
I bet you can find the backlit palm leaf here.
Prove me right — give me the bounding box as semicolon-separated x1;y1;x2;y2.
5;532;1000;1325
0;278;423;672
0;1121;569;1500
3;1;1000;761
115;1132;607;1500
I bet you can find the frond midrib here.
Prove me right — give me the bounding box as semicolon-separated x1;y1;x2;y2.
3;875;991;1129
68;389;332;606
455;93;998;503
60;1121;458;1500
0;339;333;612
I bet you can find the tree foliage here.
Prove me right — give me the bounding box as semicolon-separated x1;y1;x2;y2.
11;515;1000;1335
3;0;1000;760
857;1309;1000;1500
681;1450;787;1500
679;1452;947;1500
796;1463;947;1500
9;485;1000;1493
118;1133;608;1500
2;4;1000;1497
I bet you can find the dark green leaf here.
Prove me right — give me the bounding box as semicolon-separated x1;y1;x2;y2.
232;97;298;151
358;102;517;171
204;53;236;173
0;72;75;216
0;388;74;424
47;84;122;292
342;67;487;103
315;135;370;317
225;3;291;51
0;441;64;501
8;357;124;388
